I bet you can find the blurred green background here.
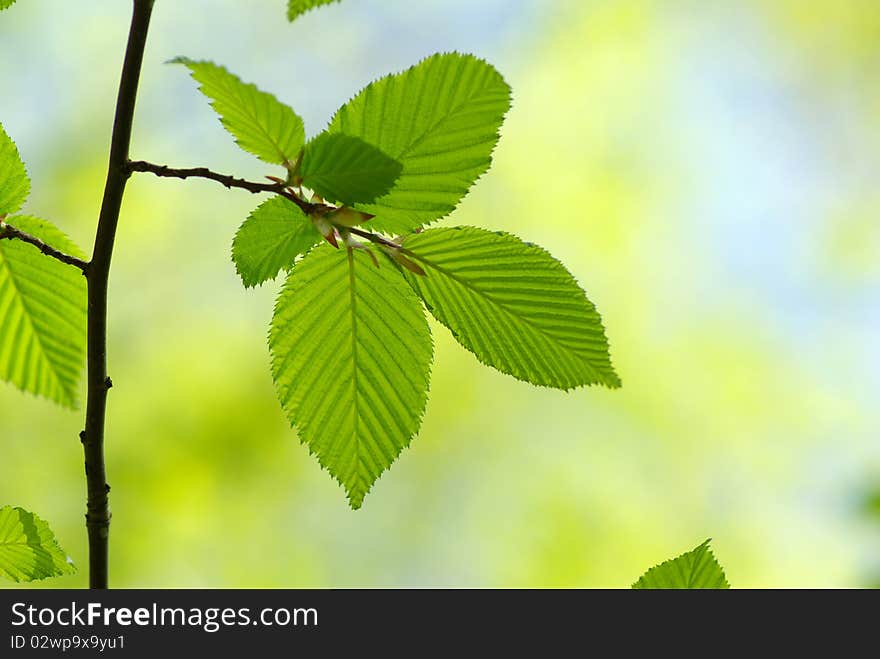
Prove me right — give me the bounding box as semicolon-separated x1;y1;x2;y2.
1;0;878;588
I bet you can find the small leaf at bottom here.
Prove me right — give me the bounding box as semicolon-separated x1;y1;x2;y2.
0;506;76;582
632;539;730;589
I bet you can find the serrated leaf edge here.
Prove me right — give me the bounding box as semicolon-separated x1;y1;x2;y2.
632;539;731;589
268;247;434;509
169;57;303;165
287;0;342;22
329;52;514;230
0;505;77;583
401;226;621;391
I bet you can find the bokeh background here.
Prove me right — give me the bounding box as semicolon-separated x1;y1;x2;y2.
1;0;878;588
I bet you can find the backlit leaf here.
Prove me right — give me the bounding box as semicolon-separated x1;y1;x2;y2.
0;506;76;583
300;132;402;206
0;122;30;214
0;215;87;408
270;244;433;508
633;540;730;589
232;196;322;288
172;58;305;166
329;53;512;234
402;227;620;390
287;0;340;22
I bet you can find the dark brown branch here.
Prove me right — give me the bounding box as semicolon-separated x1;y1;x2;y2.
0;220;89;273
127;160;279;194
128;161;407;252
127;160;317;214
81;0;154;590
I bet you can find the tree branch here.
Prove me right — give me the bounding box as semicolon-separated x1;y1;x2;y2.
128;161;408;254
127;160;317;214
127;160;280;194
0;220;89;273
81;0;154;590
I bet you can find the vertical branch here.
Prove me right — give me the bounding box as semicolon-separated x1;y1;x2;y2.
81;0;154;590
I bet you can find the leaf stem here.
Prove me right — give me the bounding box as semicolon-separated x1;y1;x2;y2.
81;0;154;590
0;220;89;273
347;226;403;250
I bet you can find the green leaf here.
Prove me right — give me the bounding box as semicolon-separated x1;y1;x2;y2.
328;52;512;234
300;133;403;206
270;244;433;509
172;58;305;166
632;540;730;589
0;122;30;214
232;196;322;288
0;0;17;11
0;215;87;408
287;0;340;21
401;227;620;390
0;506;76;582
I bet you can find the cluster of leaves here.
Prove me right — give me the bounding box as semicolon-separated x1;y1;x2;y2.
174;49;620;508
0;0;619;511
0;0;734;592
0;2;620;511
0;505;76;583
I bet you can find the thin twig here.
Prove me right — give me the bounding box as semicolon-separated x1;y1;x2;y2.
127;160;278;194
127;160;317;214
128;161;406;251
0;220;89;273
